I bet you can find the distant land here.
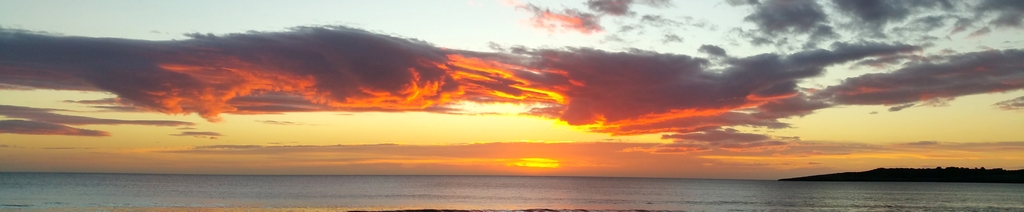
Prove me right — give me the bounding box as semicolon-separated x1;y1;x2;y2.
780;167;1024;183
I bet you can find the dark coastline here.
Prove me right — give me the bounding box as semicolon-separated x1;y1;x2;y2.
779;167;1024;183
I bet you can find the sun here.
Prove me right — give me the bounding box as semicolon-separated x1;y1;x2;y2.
508;158;560;168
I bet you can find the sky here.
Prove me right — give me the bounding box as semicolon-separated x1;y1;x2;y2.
0;0;1022;180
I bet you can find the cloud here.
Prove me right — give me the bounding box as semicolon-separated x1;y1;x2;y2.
0;27;925;136
738;0;837;46
752;93;832;119
902;141;940;146
735;0;966;46
227;93;331;114
170;131;223;139
887;103;915;112
518;4;604;34
0;120;109;136
814;49;1024;106
994;96;1024;110
830;0;953;36
967;26;993;37
851;55;915;68
698;45;728;57
585;0;672;16
0;105;193;127
256;120;307;125
515;41;917;134
1;27;470;122
976;0;1024;28
586;0;635;16
661;34;683;43
63;98;148;112
661;128;791;152
170;131;222;136
63;98;121;105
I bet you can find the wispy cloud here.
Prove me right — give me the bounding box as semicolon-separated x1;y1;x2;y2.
256;120;308;126
0;120;109;137
0;105;193;127
994;96;1024;110
170;131;223;139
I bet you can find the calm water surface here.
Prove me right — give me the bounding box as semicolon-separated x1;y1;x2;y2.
1;173;1023;211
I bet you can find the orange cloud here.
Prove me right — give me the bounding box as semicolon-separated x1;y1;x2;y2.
1;27;969;140
517;4;604;34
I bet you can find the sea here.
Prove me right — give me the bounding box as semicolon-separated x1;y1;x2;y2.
1;173;1023;211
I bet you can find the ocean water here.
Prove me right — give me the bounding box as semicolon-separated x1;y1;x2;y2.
1;173;1023;211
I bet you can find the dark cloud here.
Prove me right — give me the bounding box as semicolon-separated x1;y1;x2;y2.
518;4;603;34
660;128;790;152
0;27;468;121
976;0;1024;27
63;98;147;112
585;0;672;16
639;15;716;30
639;15;682;27
752;93;832;119
994;96;1024;110
661;34;683;43
726;0;760;6
663;128;770;142
0;105;193;127
511;41;915;135
830;0;952;36
698;45;728;57
586;0;634;16
740;0;837;46
63;98;120;105
783;41;921;67
900;15;955;33
0;120;109;137
170;131;222;136
851;55;915;68
0;27;925;137
815;49;1024;106
887;103;916;112
832;0;911;28
967;26;993;37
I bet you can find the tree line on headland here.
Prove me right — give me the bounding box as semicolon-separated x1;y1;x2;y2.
779;167;1024;183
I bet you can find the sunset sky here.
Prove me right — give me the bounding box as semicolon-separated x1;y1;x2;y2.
1;0;1022;179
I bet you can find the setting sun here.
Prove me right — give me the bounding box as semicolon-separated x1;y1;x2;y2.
509;158;560;168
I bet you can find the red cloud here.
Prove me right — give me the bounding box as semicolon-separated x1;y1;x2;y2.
517;4;604;34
